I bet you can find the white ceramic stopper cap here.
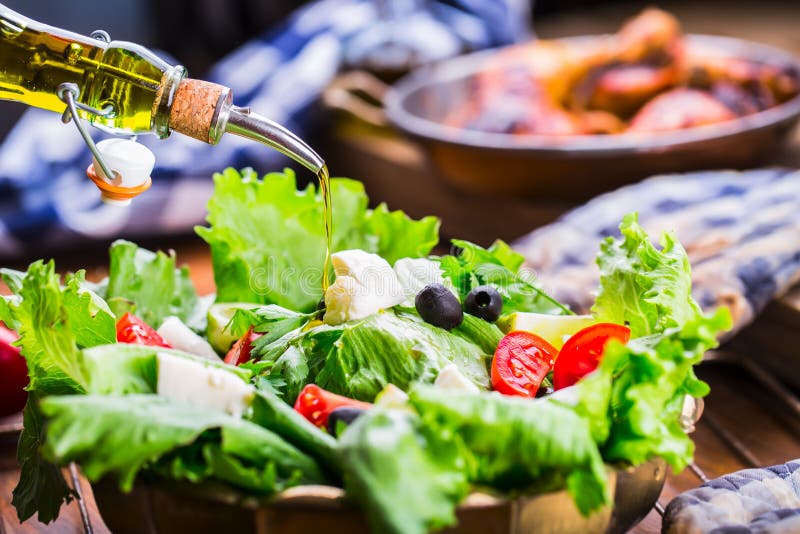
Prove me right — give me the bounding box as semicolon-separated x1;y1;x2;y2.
93;138;155;188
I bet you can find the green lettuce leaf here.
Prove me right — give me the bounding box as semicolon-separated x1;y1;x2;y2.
0;295;16;329
251;309;499;402
196;168;439;313
339;381;613;534
249;390;340;478
409;386;611;514
362;203;440;261
599;308;731;471
40;394;326;493
1;268;23;329
314;311;494;400
590;213;732;470
440;240;570;316
10;261;116;393
338;409;470;534
6;261;115;523
592;213;702;337
106;240;203;330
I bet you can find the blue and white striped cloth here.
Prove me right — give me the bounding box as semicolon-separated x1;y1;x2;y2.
0;0;525;259
513;169;800;337
664;460;800;533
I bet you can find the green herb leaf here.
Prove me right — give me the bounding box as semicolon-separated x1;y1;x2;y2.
228;304;315;343
11;396;76;524
440;240;570;316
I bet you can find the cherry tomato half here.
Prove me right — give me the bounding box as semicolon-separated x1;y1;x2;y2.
116;312;171;348
224;327;262;366
0;323;28;416
294;384;371;428
491;331;558;397
553;323;631;390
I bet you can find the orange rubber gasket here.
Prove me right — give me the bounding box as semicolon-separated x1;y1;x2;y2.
86;164;152;201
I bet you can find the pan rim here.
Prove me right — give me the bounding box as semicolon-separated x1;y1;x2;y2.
385;34;800;156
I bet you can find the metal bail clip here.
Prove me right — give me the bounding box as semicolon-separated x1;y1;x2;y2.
56;81;152;205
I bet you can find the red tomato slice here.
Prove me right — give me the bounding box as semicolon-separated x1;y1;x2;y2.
224;327;262;366
294;384;371;428
491;331;558;397
553;323;631;390
116;312;171;348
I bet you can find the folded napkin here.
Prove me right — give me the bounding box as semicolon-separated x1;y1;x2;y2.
663;460;800;534
513;169;800;337
0;0;525;259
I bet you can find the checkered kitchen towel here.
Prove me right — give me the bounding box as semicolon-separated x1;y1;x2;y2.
0;0;526;260
663;460;800;534
513;169;800;337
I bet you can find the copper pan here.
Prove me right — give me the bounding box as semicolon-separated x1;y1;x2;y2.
324;35;800;202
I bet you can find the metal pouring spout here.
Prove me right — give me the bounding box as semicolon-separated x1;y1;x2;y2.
225;106;325;174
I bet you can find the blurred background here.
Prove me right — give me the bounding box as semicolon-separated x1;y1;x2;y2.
1;0;798;140
1;0;800;264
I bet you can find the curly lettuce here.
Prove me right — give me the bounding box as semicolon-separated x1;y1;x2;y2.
6;261;116;523
196;168;439;312
592;213;703;337
106;240;205;331
591;213;731;470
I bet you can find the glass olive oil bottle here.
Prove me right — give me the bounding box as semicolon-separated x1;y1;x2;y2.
0;4;184;137
0;3;325;173
0;3;331;290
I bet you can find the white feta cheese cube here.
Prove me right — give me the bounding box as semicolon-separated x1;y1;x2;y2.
434;363;480;393
157;316;219;361
374;383;410;408
156;352;254;418
323;250;405;325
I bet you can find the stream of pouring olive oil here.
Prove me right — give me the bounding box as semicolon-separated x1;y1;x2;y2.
319;165;333;292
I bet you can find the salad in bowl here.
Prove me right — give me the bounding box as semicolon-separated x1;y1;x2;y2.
2;168;731;533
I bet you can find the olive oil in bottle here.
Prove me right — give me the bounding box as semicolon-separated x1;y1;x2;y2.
0;5;185;137
0;3;331;246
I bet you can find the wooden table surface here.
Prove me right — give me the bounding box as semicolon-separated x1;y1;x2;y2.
3;1;800;533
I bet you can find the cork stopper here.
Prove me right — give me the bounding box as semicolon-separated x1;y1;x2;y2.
169;79;231;144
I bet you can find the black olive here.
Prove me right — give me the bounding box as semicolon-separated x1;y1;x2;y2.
415;284;463;330
464;285;503;322
327;406;367;437
535;386;555;398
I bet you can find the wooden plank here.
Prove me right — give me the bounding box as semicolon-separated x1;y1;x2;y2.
0;436;110;534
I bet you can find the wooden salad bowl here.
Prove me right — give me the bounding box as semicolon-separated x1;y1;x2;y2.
90;458;666;534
